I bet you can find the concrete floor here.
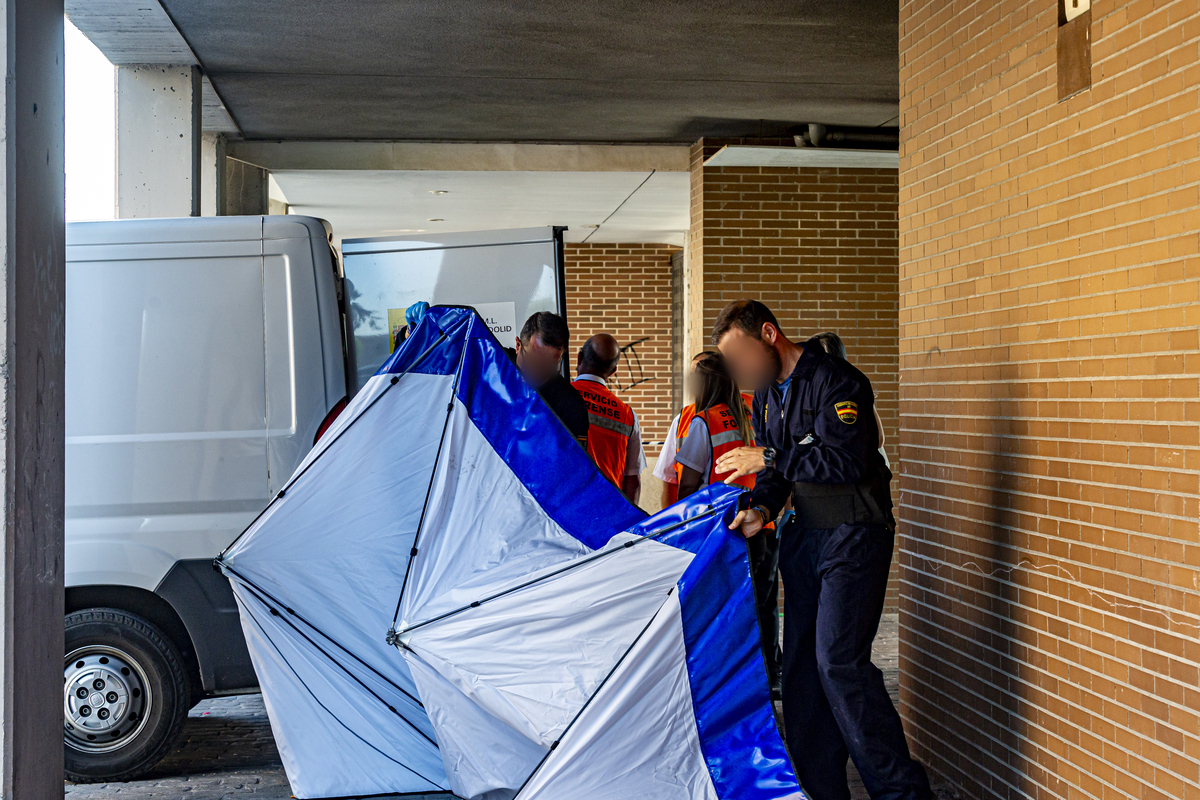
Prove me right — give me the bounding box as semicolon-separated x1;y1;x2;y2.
66;614;937;800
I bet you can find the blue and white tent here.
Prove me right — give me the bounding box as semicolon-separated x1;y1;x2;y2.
219;307;803;800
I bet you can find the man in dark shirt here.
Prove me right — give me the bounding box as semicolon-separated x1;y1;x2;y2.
504;311;589;450
712;300;932;800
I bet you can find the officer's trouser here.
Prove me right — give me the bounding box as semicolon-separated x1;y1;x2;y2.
745;525;781;686
778;520;932;800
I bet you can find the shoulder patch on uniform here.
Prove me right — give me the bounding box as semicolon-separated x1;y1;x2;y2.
835;401;858;424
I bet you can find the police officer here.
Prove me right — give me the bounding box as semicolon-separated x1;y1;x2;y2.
712;300;932;800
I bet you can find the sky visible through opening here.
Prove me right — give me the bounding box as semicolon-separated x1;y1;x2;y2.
66;17;115;221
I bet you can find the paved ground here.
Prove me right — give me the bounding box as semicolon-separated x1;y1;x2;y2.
65;693;293;800
67;614;949;800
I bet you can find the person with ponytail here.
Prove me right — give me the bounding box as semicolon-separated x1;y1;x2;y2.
674;351;756;499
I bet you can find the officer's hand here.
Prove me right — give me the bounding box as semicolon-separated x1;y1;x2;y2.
716;446;766;483
728;508;765;538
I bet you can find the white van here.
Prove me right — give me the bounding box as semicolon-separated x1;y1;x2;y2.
64;215;348;781
63;219;566;782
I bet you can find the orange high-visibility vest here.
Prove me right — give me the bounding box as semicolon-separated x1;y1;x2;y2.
573;378;636;488
672;403;696;486
674;402;755;490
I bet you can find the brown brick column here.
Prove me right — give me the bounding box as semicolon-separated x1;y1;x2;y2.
688;137;902;611
899;2;1200;798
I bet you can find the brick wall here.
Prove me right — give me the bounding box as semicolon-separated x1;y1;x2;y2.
564;243;679;444
688;138;902;610
899;3;1200;798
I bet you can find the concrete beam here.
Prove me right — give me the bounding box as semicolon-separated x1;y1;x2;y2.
65;0;191;62
116;65;201;218
0;1;66;798
65;0;238;132
225;141;691;173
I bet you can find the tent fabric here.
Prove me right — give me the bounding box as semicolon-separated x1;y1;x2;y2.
513;591;717;800
219;307;804;800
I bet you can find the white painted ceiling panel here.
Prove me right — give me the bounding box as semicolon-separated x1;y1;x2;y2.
271;170;690;248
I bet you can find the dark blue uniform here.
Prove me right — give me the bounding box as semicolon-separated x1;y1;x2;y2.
751;340;931;800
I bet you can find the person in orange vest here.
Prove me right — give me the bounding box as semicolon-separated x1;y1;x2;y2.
655;353;757;506
673;351;756;500
572;334;646;504
652;352;707;508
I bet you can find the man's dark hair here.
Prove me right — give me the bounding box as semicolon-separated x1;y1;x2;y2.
520;311;570;350
813;331;847;360
577;338;620;375
711;300;783;345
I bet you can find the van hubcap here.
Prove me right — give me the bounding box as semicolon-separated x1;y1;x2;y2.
64;646;152;753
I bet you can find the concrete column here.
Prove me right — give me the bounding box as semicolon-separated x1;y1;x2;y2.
683;142;705;362
0;0;66;798
223;157;268;216
116;65;200;218
267;175;289;216
200;132;226;217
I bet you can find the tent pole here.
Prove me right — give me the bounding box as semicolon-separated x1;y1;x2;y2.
393;506;717;638
389;332;473;632
511;589;676;799
231;580;437;744
222;562;426;709
217;325;454;562
234;588;447;790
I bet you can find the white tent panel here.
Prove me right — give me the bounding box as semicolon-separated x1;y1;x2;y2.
291;370;393;477
397;399;596;628
402;534;693;748
225;372;456;688
516;592;718;800
235;595;447;798
406;651;548;800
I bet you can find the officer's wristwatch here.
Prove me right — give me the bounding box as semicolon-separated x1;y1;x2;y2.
761;447;777;469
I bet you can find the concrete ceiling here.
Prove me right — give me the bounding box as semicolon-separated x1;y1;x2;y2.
155;0;899;141
271;169;690;248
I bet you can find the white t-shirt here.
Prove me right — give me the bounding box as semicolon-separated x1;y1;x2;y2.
674;417;714;478
652;414;681;483
576;374;647;477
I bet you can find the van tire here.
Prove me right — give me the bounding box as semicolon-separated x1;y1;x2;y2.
64;609;190;783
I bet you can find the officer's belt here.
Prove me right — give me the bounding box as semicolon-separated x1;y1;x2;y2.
789;480;890;529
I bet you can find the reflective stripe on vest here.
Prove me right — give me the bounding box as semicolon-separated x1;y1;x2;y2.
572;379;635;488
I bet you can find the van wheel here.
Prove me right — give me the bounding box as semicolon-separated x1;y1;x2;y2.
63;609;190;783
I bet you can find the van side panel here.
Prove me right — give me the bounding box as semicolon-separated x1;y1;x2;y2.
66;239;269;591
263;236;329;493
264;216;347;411
66;215;340;695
